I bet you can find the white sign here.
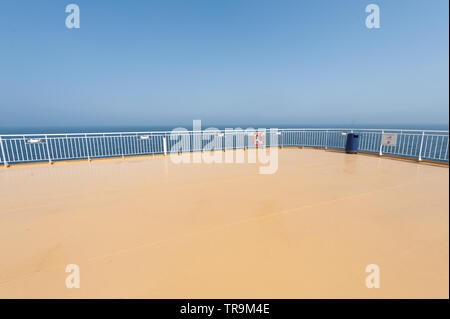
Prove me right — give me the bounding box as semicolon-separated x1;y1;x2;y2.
381;133;397;146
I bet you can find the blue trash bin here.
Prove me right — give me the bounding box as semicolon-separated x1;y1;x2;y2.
345;133;359;154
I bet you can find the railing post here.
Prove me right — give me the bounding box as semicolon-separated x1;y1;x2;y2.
379;130;384;156
45;135;52;164
325;130;328;149
163;136;167;155
418;131;425;161
0;136;8;167
84;133;91;161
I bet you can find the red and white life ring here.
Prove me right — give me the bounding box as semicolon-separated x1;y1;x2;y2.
253;132;264;146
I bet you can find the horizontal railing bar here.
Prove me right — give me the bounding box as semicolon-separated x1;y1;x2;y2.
0;128;448;137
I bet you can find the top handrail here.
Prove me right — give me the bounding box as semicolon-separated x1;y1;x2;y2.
0;128;448;137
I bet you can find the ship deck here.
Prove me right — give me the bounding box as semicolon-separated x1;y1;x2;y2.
0;149;448;298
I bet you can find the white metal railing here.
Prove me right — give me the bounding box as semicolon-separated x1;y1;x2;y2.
0;128;448;166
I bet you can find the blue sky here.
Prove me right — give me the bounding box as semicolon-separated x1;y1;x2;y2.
0;0;448;129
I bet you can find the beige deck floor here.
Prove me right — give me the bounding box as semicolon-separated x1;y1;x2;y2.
0;149;448;298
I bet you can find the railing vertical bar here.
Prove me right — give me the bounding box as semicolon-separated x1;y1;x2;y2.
0;137;8;167
444;137;449;160
22;136;29;161
13;139;18;162
85;134;90;161
433;135;439;159
437;135;443;160
45;135;52;164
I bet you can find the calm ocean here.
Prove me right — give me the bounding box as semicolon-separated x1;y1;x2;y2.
0;123;448;135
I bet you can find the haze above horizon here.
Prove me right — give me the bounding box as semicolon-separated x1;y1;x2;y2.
0;0;448;128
